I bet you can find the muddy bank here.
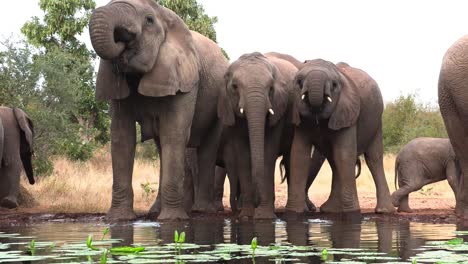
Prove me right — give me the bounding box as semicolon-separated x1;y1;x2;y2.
0;208;460;226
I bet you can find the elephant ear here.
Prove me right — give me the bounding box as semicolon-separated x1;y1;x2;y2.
138;7;199;97
13;108;34;149
269;66;289;127
95;59;131;101
217;74;235;126
328;72;360;130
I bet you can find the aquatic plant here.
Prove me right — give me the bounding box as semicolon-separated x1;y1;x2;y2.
101;227;109;240
251;237;257;258
28;240;35;256
86;235;98;251
100;249;107;264
174;230;186;255
321;248;328;261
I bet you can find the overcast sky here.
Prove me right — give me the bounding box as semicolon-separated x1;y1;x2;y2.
1;1;468;104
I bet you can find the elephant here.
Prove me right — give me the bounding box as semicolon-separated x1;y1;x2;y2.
391;137;459;213
0;107;35;209
216;52;299;219
438;35;468;219
88;0;228;220
285;59;395;215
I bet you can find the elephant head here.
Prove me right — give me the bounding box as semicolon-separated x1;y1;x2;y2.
218;52;289;198
13;108;35;185
295;59;360;130
89;0;199;100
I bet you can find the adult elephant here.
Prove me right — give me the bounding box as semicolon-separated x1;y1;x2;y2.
438;35;468;218
217;52;299;219
88;0;228;220
285;60;394;214
0;107;35;209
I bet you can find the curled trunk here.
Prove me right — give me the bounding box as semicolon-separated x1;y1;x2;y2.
89;4;134;60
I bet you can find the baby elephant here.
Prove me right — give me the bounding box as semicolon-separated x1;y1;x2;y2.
391;137;459;212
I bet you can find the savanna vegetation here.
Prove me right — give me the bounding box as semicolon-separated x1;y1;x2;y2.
0;0;451;212
0;0;225;176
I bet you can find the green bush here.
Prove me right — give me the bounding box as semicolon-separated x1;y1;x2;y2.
382;93;447;153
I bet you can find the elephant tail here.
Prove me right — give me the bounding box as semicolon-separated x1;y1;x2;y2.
280;157;287;184
394;156;400;190
355;157;361;178
0;117;3;168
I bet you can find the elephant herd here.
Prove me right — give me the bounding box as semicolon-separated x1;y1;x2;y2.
2;0;468;221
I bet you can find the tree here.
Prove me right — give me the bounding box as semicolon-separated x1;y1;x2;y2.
21;0;110;168
158;0;229;59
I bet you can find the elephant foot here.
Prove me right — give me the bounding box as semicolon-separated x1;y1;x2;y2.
0;197;18;209
192;200;217;213
215;200;224;212
282;210;303;221
375;200;396;214
391;193;400;207
158;208;189;221
254;207;276;220
305;197;317;212
320;199;343;213
397;205;413;213
238;207;254;220
106;207;137;221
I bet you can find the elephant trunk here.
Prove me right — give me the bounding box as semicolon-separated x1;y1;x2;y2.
307;77;325;108
89;4;137;60
246;95;266;205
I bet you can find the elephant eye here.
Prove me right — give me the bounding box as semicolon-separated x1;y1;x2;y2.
232;84;238;90
297;79;303;88
146;15;155;25
332;81;338;91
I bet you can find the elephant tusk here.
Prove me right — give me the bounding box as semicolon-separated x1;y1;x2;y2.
240;108;244;114
310;145;315;158
302;94;306;100
269;108;275;115
326;96;332;103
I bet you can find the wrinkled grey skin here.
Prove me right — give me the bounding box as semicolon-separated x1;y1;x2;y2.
88;0;228;220
0;107;35;209
391;137;459;213
438;35;468;219
217;52;298;219
286;60;394;215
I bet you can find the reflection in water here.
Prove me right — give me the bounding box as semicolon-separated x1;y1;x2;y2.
0;217;460;263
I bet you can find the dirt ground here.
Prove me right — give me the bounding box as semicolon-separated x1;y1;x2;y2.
0;154;459;225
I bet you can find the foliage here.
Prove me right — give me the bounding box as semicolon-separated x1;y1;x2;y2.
382;93;447;153
158;0;229;60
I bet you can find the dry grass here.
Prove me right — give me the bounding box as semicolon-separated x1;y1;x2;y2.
20;152;455;214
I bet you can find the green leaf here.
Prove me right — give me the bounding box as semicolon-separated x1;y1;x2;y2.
178;232;186;244
447;238;464;245
109;246;145;254
251;237;257;250
174;230;179;244
321;248;328;261
101;249;107;264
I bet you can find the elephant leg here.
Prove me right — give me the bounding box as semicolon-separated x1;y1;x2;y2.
331;128;360;213
237;141;255;219
150;138;162;215
183;149;197;213
192;123;221;213
285;126;313;214
214;166;227;212
304;152;324;212
0;162;21;209
392;181;425;213
107;101;137;220
157;120;192;220
253;129;280;219
320;161;344;213
364;129;395;213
